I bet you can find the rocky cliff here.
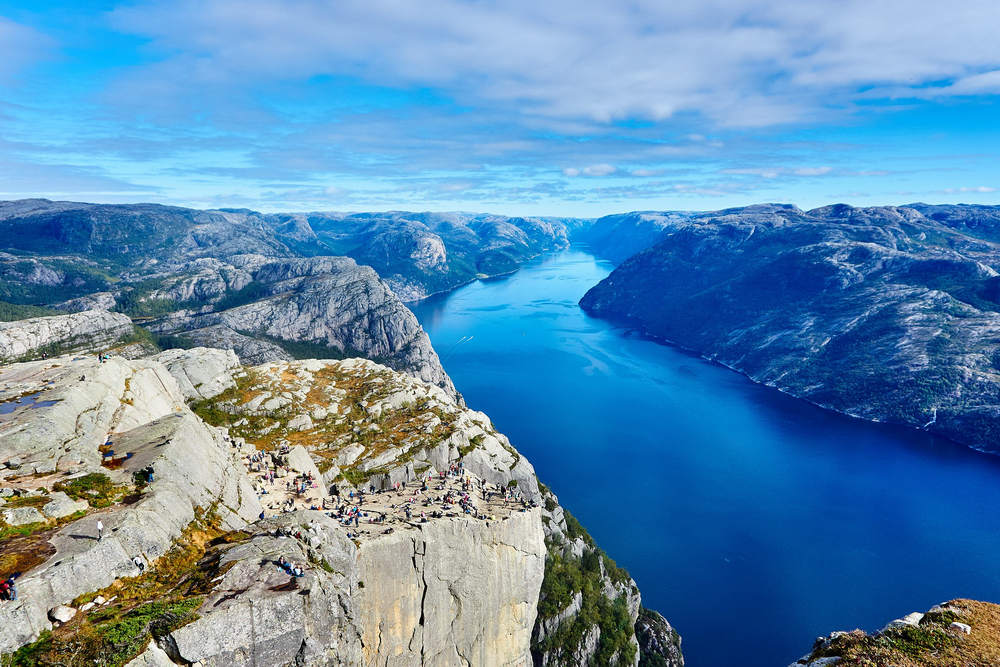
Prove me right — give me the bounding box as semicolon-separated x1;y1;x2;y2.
581;203;1000;454
0;348;679;666
573;211;694;265
147;257;456;398
0;310;134;362
788;599;1000;667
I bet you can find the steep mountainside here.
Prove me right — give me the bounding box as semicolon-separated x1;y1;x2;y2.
268;211;590;300
574;211;694;265
0;348;681;667
147;257;457;398
581;203;1000;454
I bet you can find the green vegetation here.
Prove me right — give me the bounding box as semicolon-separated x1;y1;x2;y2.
53;473;124;509
2;510;248;667
533;508;637;666
804;599;1000;667
213;281;270;311
114;326;159;350
155;333;199;350
0;301;59;321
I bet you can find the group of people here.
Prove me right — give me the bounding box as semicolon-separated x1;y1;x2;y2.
0;576;18;601
276;555;305;577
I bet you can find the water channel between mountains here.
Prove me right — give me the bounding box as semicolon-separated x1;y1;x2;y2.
410;246;1000;667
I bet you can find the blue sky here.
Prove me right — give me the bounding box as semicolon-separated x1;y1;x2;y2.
1;0;999;216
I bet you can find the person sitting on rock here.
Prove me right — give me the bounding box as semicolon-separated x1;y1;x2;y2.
4;577;17;601
133;556;145;573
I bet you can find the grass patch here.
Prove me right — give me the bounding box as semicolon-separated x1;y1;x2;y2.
807;599;1000;667
53;473;125;509
3;511;248;667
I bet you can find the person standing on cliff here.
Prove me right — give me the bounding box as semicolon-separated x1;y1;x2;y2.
96;518;104;542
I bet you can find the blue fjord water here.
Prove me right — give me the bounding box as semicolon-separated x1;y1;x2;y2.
410;247;1000;667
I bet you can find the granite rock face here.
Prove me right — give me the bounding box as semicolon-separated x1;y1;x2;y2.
582;203;1000;454
0;349;677;667
0;354;262;653
356;510;545;667
0;309;133;362
152;347;241;401
149;257;457;399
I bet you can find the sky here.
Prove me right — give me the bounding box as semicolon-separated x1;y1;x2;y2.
0;0;999;217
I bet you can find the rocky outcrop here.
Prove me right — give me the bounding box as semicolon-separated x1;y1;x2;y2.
0;349;677;667
789;599;999;666
582;203;1000;454
0;309;133;362
532;485;682;667
152;347;241;401
54;291;117;312
160;512;362;667
0;354;262;653
150;257;457;399
635;607;684;667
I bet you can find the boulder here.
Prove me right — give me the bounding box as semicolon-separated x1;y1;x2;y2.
881;612;923;633
950;621;972;634
42;492;89;519
48;606;76;623
2;506;45;526
287;414;313;431
123;642;177;667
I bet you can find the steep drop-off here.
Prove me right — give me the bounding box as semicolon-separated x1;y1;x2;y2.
581;203;1000;454
0;348;680;666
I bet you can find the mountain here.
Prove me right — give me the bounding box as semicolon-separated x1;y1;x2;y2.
267;211;590;300
574;211;695;264
581;203;1000;454
0;201;589;393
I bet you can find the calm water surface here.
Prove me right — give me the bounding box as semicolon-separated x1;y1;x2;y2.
410;248;1000;667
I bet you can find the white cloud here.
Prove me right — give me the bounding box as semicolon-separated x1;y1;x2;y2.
939;186;997;194
564;164;616;177
107;0;1000;128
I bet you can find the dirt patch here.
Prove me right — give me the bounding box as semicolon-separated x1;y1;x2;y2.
0;524;58;579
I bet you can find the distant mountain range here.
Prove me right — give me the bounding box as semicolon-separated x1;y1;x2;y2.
0;199;584;396
7;197;1000;455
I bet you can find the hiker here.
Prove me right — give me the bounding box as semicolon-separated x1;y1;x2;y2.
5;576;18;601
97;518;104;542
133;556;145;573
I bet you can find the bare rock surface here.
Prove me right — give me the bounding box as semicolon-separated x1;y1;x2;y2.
152;347;241;401
0;353;262;653
0;349;677;667
0;310;133;362
150;257;457;399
